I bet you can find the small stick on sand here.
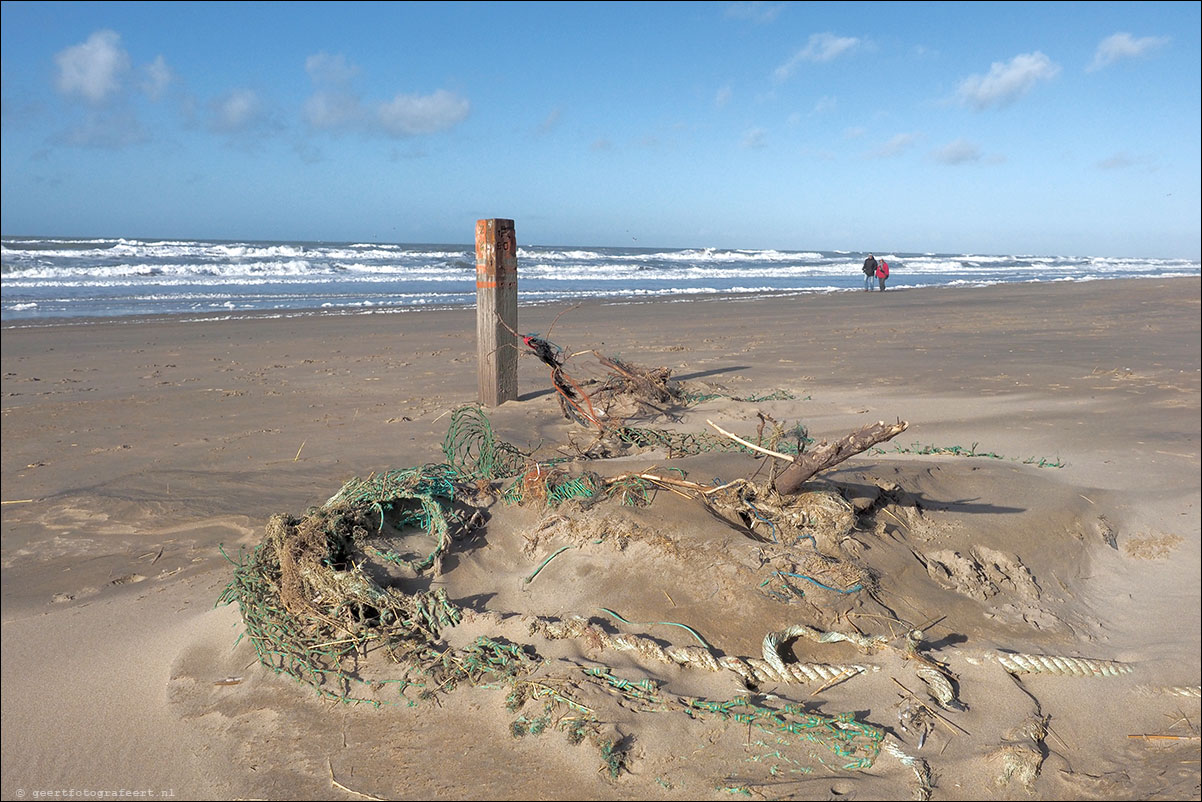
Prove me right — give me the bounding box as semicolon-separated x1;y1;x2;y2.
1038;718;1072;752
1127;733;1201;741
848;611;906;640
310;633;381;650
294;441;306;461
608;471;752;500
328;758;385;800
809;666;860;697
891;677;970;736
545;303;581;338
706;419;795;462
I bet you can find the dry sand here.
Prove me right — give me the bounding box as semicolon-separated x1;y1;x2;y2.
2;277;1199;801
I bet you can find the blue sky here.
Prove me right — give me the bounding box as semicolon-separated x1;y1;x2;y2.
2;1;1199;257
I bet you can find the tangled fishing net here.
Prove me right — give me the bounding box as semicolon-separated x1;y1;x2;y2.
218;463;475;704
217;385;899;781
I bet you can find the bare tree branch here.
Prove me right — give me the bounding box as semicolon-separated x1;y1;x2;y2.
774;420;909;495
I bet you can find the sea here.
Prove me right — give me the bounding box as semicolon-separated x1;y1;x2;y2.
2;236;1198;326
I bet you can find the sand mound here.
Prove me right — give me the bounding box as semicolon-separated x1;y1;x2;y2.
208;394;1198;800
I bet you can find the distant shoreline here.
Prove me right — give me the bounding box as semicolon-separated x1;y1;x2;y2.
5;237;1196;325
4;274;1199;330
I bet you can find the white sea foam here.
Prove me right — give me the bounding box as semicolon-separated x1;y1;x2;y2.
2;236;1196;322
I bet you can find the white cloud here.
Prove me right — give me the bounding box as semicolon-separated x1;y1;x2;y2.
305;52;360;86
955;52;1060;109
51;30;168;147
800;33;859;62
715;85;733;108
774;33;860;81
741;127;767;149
1087;33;1169;72
302;53;364;129
55;30;130;104
537;108;562;135
208;88;265;133
812;95;836;114
302;52;469;137
933;138;982;165
377;90;470;136
304;90;364;130
1097;153;1136;170
725;2;784;24
56;109;146;148
870;132;918;158
141;55;174;101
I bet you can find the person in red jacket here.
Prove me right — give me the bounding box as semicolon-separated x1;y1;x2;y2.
875;258;890;291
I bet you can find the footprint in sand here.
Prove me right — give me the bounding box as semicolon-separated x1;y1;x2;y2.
52;585;102;603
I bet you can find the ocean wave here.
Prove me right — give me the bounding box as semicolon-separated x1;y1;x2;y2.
517;247;822;263
3;236;1197;322
2;239;471;264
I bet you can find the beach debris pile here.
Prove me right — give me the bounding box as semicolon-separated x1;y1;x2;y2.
514;328;812;460
219;338;1158;797
218;367;929;786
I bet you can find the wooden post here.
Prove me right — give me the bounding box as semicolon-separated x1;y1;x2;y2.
476;218;518;406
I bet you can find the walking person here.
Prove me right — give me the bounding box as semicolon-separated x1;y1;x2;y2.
862;254;878;291
876;258;890;291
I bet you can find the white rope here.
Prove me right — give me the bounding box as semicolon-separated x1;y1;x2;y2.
883;738;933;801
532;616;875;685
1135;684;1201;698
992;652;1134;677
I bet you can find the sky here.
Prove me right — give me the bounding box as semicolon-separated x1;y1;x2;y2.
1;1;1199;258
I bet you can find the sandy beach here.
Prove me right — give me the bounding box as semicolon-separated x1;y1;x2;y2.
2;277;1199;800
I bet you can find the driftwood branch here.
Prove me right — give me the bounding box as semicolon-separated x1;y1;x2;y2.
774;420;909;495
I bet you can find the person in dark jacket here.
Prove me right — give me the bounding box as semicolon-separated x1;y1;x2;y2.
862;254;877;291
